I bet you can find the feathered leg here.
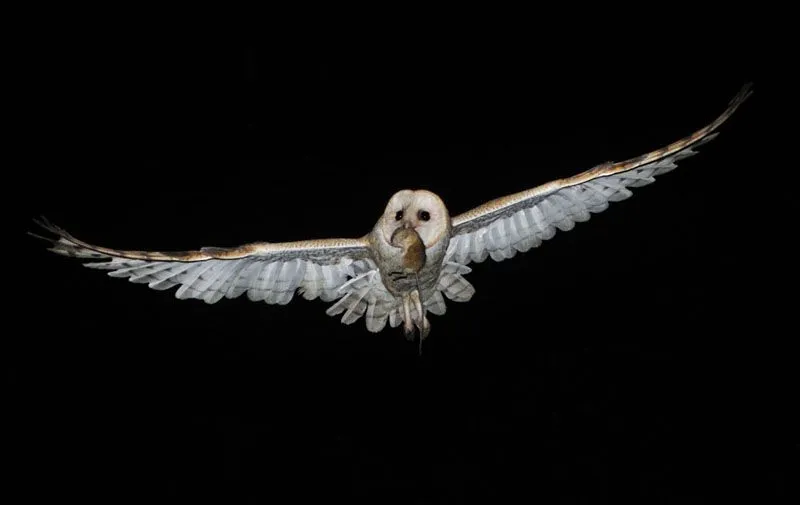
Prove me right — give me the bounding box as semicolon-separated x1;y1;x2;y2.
402;293;415;340
409;289;430;341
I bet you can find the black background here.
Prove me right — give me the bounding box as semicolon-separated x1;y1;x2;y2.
9;18;795;504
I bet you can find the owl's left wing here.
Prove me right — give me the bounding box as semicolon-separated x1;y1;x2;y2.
447;84;752;265
31;218;396;331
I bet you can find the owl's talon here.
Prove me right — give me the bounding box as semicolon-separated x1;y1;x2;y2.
415;316;430;355
419;315;430;340
413;313;430;341
409;289;427;337
403;321;415;341
402;294;415;340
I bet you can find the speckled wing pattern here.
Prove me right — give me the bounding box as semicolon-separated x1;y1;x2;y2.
32;218;381;309
447;84;752;265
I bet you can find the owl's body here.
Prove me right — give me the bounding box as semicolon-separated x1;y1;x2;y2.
364;189;455;338
367;192;450;299
32;85;751;347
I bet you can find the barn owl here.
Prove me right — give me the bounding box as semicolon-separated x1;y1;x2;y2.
32;84;751;350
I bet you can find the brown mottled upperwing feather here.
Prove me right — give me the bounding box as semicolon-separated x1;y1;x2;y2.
451;83;752;235
446;84;752;265
31;216;371;264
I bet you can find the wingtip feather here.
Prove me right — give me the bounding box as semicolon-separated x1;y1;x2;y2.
27;230;56;244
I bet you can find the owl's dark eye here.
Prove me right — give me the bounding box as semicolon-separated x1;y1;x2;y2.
395;210;404;221
418;210;430;222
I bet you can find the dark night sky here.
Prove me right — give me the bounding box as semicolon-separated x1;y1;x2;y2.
9;22;795;503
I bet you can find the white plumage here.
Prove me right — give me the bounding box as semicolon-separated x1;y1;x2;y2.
32;84;751;345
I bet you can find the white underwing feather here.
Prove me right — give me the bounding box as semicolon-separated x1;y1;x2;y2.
41;222;386;331
447;84;750;267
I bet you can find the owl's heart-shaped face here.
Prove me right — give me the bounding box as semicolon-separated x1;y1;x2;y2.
379;190;450;248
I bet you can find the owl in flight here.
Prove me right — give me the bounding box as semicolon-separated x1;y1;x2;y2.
33;85;751;349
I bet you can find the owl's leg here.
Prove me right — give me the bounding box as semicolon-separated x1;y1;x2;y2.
402;294;415;340
409;289;430;341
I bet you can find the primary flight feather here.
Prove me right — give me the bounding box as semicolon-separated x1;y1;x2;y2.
32;84;752;345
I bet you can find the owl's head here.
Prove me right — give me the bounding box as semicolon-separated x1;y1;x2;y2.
378;189;450;248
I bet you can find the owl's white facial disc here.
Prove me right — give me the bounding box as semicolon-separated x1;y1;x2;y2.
381;189;450;247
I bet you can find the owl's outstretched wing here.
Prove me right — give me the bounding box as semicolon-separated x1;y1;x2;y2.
31;218;395;330
447;84;752;265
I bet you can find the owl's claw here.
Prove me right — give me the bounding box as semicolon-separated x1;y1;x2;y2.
403;320;415;341
417;316;430;340
409;289;430;340
401;289;430;347
402;293;415;340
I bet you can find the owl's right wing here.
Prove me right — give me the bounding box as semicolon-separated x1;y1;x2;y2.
32;218;396;330
447;83;752;265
